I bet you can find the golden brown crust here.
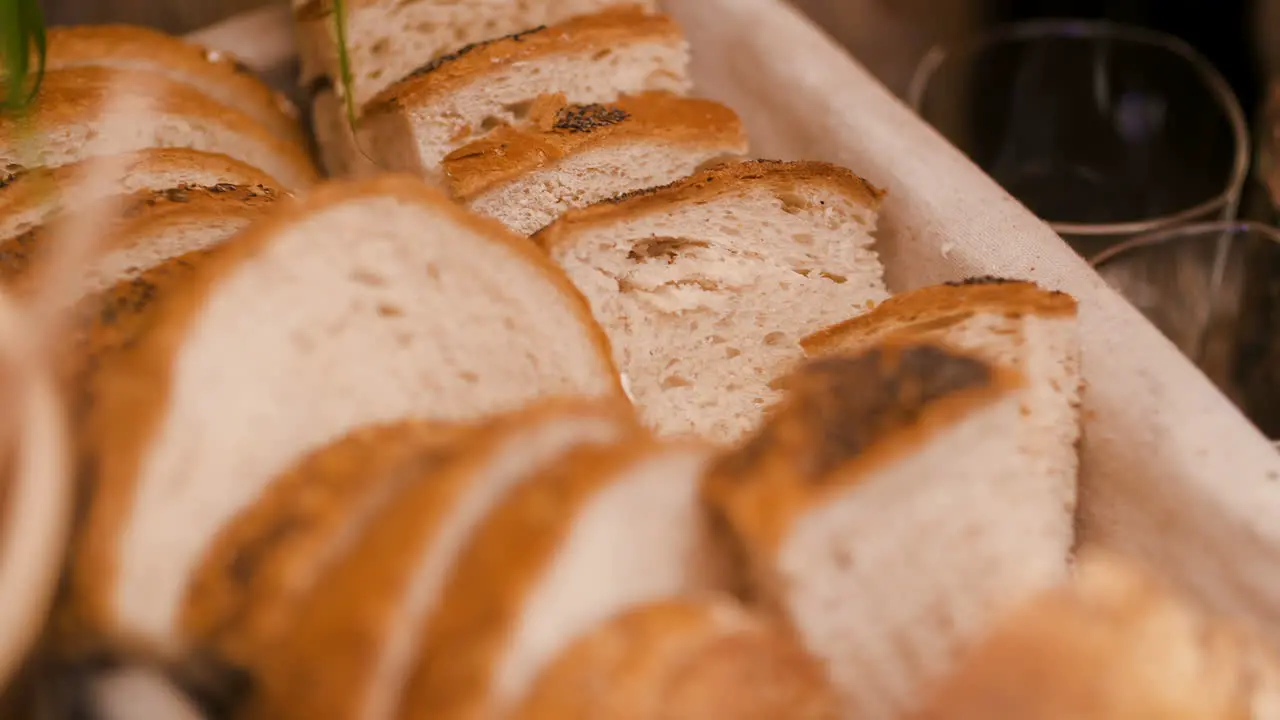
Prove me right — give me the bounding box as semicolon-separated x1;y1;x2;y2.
533;160;885;250
244;399;641;720
910;551;1276;719
443;91;747;201
0;183;282;291
361;8;683;117
69;174;626;644
514;598;840;720
0;67;318;189
396;440;674;720
182;419;477;670
801;278;1079;356
42;25;303;143
0;149;282;238
704;342;1020;561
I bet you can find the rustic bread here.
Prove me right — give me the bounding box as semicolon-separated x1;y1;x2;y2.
358;8;692;184
246;400;642;720
39;24;304;145
912;551;1280;719
536;159;889;444
181;420;476;671
70;175;626;658
310;86;378;179
0;67;319;190
514;597;840;720
0;183;283;302
802;277;1082;536
0;149;281;245
445;91;749;235
294;0;662;110
703;343;1074;720
0;289;73;690
394;439;722;720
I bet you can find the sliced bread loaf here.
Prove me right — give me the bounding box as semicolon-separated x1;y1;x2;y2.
358;8;692;184
246;400;642;720
536;159;889;444
0;67;319;190
445;91;749;235
514;597;840;720
703;343;1074;720
394;439;722;720
0;149;281;244
294;0;662;110
70;175;626;658
0;183;283;301
181;419;476;671
40;24;304;144
802;277;1082;535
912;551;1280;719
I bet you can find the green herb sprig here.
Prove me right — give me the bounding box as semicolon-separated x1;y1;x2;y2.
332;0;356;126
0;0;47;111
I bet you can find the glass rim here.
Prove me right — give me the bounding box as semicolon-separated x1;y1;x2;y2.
907;19;1251;238
1088;220;1280;266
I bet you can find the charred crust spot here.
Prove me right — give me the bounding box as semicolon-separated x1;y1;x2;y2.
945;275;1022;287
394;25;549;86
716;346;994;480
553;103;629;132
210;183;240;193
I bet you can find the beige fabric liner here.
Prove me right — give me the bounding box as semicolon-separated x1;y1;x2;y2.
194;0;1280;646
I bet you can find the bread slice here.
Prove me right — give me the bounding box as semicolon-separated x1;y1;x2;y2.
514;597;840;720
294;0;662;110
70;175;626;657
394;439;722;720
0;67;319;190
40;24;304;145
180;419;476;672
310;86;379;179
0;183;284;302
0;149;281;245
912;551;1280;719
703;343;1073;720
445;91;749;235
358;8;692;184
245;400;642;720
0;290;74;690
536;159;889;444
802;277;1082;534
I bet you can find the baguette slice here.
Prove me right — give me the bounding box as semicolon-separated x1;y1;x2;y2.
358;8;692;184
536;159;889;444
0;183;284;301
703;343;1073;720
40;25;304;145
294;0;661;110
0;67;319;190
181;419;476;672
445;91;749;235
0;149;281;244
310;86;379;179
0;290;74;690
246;400;642;720
514;597;840;720
802;277;1082;529
395;439;723;720
71;175;626;658
912;551;1280;719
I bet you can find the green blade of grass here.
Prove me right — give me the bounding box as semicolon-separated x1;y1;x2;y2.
0;0;47;111
332;0;356;126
